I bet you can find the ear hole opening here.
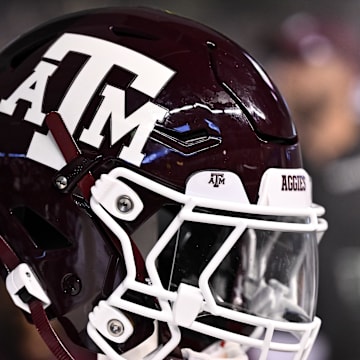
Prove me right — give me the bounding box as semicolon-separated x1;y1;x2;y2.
11;206;71;250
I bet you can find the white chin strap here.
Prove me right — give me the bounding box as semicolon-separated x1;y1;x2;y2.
182;341;249;360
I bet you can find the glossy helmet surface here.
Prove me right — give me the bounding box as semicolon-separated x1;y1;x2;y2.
0;7;327;360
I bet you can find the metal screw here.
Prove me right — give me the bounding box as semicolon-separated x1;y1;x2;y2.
55;175;68;190
117;195;133;213
61;274;82;296
107;319;124;337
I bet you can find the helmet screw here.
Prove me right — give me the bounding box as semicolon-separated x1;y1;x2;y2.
55;175;68;190
61;273;82;296
107;319;124;337
117;195;133;213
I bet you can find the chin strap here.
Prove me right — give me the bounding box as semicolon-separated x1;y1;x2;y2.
0;235;75;359
45;111;96;201
29;301;75;360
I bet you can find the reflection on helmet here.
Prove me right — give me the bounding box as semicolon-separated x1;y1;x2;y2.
0;6;326;360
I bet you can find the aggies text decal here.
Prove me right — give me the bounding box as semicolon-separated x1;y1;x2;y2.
0;33;175;169
281;175;306;191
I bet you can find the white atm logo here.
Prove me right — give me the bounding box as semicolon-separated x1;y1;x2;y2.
0;33;175;170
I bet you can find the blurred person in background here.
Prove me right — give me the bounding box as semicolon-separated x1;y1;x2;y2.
264;12;360;360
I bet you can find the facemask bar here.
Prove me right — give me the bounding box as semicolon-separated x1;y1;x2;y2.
87;167;326;360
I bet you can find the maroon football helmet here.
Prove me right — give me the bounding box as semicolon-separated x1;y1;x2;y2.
0;7;327;360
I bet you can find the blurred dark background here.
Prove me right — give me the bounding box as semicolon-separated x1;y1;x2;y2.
1;0;360;60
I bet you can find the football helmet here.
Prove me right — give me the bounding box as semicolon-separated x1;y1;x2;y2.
0;7;327;360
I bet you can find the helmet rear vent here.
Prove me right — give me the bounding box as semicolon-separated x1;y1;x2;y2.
11;206;71;250
110;26;159;41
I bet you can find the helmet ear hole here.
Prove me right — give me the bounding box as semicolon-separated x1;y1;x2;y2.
11;206;71;250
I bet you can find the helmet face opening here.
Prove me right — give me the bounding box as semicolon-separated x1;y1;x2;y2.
0;6;326;360
156;208;318;324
